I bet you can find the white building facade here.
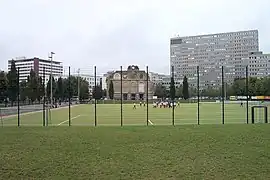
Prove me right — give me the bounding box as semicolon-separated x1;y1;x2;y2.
8;57;63;84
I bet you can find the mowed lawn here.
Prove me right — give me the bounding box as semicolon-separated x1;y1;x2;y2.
0;125;270;179
1;103;268;126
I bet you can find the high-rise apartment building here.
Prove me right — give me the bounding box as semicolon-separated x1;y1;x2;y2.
242;51;270;77
8;57;63;83
170;30;259;88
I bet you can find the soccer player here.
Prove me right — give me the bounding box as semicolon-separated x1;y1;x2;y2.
140;101;142;107
240;101;243;107
133;102;136;109
143;102;146;107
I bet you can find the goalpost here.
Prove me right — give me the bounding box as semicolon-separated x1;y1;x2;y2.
251;105;268;124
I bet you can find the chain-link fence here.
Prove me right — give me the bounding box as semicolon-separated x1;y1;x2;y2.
1;65;269;127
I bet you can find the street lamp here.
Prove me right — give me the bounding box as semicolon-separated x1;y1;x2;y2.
49;52;55;107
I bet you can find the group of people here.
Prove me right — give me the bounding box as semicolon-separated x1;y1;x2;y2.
152;101;179;108
132;101;180;109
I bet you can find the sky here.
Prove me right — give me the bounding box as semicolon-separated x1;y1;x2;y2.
0;0;270;75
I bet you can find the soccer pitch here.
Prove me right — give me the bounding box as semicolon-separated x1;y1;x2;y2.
2;102;269;126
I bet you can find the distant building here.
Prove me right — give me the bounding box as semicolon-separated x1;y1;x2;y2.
8;57;63;83
106;65;154;100
149;72;171;89
242;51;270;78
170;30;259;87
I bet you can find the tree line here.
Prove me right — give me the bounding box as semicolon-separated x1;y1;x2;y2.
0;60;90;106
154;75;270;99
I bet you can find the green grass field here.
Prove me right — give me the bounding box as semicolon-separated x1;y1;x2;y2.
0;125;270;179
1;102;268;126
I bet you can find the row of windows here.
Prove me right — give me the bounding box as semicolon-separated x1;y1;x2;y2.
249;56;269;59
183;31;256;41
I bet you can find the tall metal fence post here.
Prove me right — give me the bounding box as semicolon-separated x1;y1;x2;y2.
221;66;225;124
43;67;45;126
120;66;123;126
146;66;149;126
197;66;200;125
17;67;20;127
68;66;71;126
246;66;249;124
94;66;97;126
171;66;175;126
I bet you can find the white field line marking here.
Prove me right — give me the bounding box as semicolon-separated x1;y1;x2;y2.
57;115;81;126
2;104;81;120
148;119;154;125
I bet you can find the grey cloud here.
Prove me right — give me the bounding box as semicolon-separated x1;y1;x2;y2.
0;0;270;75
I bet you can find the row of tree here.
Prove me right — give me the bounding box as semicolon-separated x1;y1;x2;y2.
155;76;270;99
0;60;91;105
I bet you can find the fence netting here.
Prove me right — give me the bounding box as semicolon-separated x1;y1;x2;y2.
1;65;269;127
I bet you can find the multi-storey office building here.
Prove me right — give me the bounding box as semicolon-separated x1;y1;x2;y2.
242;51;270;78
170;30;259;88
149;72;171;89
8;57;63;84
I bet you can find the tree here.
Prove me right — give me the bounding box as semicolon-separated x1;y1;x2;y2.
37;77;44;103
56;77;64;101
7;60;18;106
169;77;175;100
92;85;102;100
108;80;114;99
176;85;183;98
232;79;245;96
254;78;263;95
20;80;28;103
27;69;39;103
0;71;8;103
154;84;167;98
46;75;57;101
261;77;270;95
182;76;189;100
201;86;220;97
248;77;257;96
79;79;90;100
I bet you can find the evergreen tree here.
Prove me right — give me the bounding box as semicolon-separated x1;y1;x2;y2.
108;80;114;99
7;60;18;106
56;77;64;101
169;76;175;101
27;69;39;103
182;76;189;100
37;76;44;103
20;80;28;103
0;71;8;103
46;75;56;101
92;85;102;100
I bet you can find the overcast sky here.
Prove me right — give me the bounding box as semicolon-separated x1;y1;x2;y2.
0;0;269;75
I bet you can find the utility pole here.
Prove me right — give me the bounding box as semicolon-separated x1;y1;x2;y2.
49;52;55;107
77;68;80;102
